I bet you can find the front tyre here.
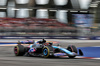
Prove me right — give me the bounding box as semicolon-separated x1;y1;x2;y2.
43;46;53;58
67;45;77;58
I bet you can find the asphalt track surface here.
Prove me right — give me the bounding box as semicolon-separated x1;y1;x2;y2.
0;39;100;66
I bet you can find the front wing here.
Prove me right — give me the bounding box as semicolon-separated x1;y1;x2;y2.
52;46;78;57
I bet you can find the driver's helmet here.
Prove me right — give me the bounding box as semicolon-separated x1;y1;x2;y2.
42;39;46;43
35;39;46;44
38;40;43;44
37;39;46;44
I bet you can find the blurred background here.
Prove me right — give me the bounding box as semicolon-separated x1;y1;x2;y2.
0;0;100;39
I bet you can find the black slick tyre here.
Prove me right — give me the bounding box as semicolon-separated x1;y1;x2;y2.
67;45;77;58
14;45;25;56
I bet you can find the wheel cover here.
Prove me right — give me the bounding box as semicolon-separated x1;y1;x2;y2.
14;46;19;56
43;47;50;58
43;49;48;56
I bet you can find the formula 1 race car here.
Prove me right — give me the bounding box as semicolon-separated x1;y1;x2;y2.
14;39;82;58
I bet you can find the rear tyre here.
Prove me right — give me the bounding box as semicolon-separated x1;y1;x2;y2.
67;45;77;58
14;45;25;56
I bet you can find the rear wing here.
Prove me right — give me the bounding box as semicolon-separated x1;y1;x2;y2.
17;40;34;45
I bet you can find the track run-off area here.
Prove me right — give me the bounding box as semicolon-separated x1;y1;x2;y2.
0;39;100;66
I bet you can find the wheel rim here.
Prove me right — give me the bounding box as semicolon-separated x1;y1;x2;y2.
14;46;18;54
43;49;48;56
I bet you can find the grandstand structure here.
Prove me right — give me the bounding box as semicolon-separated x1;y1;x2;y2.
0;0;99;36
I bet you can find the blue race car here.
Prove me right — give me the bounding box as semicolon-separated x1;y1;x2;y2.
14;39;82;58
